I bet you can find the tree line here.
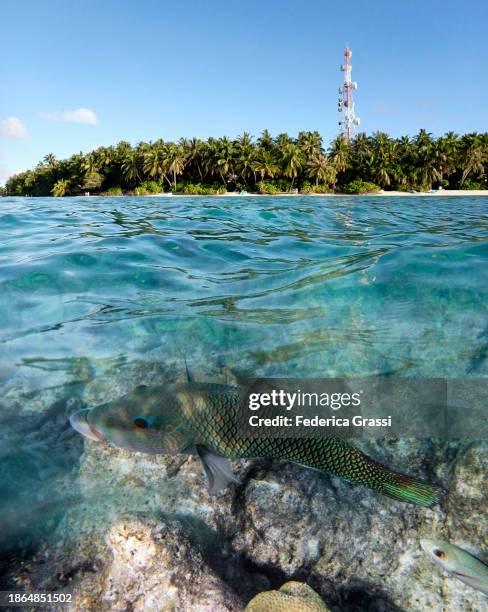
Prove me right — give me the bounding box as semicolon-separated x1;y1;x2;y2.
3;129;487;196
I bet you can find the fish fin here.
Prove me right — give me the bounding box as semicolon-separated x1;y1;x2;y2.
452;573;488;596
381;473;443;507
196;446;236;495
184;359;195;383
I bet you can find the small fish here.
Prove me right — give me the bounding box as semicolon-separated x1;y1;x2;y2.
421;538;488;596
70;382;442;506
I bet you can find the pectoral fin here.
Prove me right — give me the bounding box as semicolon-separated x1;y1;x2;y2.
196;446;236;495
453;572;488;596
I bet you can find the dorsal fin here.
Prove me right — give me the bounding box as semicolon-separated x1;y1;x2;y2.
185;359;195;383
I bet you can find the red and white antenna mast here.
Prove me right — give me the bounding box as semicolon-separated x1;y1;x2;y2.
338;47;360;142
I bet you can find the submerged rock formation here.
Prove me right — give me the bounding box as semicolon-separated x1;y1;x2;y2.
72;515;243;611
1;374;487;611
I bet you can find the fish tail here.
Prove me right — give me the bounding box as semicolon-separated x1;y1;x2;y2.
343;445;443;506
379;472;442;507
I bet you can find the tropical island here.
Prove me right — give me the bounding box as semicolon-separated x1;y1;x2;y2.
2;130;487;197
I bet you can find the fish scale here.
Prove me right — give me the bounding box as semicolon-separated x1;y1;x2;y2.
181;384;441;506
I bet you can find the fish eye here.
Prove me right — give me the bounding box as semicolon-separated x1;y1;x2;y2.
133;416;149;429
433;549;446;559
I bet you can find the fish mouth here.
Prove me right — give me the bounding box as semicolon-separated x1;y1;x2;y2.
69;409;106;442
452;570;472;579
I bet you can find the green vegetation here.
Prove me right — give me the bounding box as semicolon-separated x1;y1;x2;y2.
463;179;485;190
175;183;227;195
342;180;381;194
4;130;488;196
134;180;164;195
103;186;123;196
256;179;295;194
51;179;70;197
300;182;333;194
82;171;103;192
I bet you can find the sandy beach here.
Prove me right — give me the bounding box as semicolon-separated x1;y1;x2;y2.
164;189;488;197
376;189;488;196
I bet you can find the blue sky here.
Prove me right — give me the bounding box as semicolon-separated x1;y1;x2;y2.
1;0;487;183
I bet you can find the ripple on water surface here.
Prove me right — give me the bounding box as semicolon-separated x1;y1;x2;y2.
0;195;487;385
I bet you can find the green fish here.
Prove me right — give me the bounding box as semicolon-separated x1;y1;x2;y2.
70;382;441;506
421;538;488;596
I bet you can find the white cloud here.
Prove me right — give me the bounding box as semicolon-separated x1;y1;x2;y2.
38;107;98;125
0;116;27;139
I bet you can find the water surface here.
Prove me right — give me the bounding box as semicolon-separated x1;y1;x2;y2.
1;195;487;385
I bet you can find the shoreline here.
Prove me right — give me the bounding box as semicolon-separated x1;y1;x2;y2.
139;189;488;197
5;189;488;199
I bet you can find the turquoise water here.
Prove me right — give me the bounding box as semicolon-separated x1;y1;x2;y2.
1;195;487;603
0;194;487;562
1;195;488;386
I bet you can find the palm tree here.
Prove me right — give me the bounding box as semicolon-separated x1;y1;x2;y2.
306;153;336;186
460;133;486;186
202;138;218;183
275;133;293;156
411;130;441;189
329;135;350;174
143;143;170;187
51;179;69;197
121;150;140;185
433;134;458;184
94;147;113;172
115;141;132;161
253;150;280;181
82;153;99;175
58;153;85;191
166;144;187;190
298;131;323;158
441;131;460;162
181;137;204;181
82;171;103;192
350;133;373;183
6;128;488;197
257;129;274;150
394;135;414;186
370;132;397;188
235;133;256;183
281;143;303;186
206;137;234;187
43;153;58;169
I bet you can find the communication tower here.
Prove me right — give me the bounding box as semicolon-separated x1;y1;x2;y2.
338;47;360;142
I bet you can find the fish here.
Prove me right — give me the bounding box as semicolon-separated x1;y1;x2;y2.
421;538;488;596
70;382;442;506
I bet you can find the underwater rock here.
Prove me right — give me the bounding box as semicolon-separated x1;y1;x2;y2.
11;435;487;611
2;372;488;612
69;514;243;611
245;581;330;612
